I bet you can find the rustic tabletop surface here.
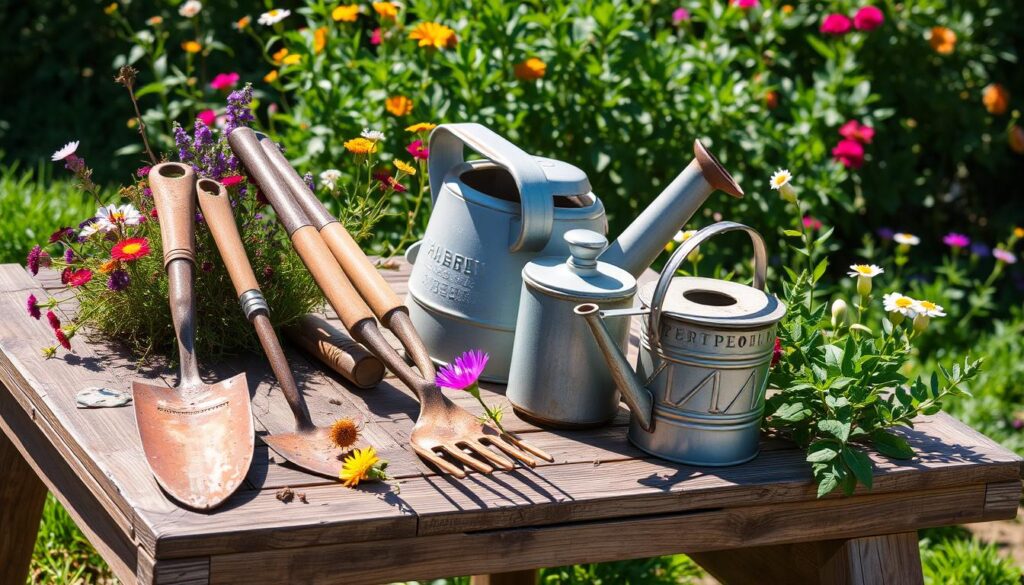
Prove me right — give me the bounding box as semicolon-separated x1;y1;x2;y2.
0;260;1020;585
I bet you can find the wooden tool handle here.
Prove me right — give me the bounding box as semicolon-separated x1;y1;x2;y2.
290;226;374;330
149;163;197;266
195;178;259;297
320;223;404;322
284;315;385;389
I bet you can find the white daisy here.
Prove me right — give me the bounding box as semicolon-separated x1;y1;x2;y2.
258;8;291;26
319;169;342;191
847;264;884;278
79;221;101;238
893;233;920;246
673;229;696;243
95;204;142;232
360;128;385;142
52;141;80;161
769;169;792;190
912;299;946;318
883;292;918;317
178;0;202;18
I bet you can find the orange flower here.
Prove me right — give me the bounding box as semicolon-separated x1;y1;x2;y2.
234;15;251;30
982;83;1009;116
408;21;457;50
1010;125;1024;155
405;122;437;133
514;57;546;81
314;27;328;54
264;70;279;83
272;47;289;63
99;259;121;274
764;90;779;110
781;4;794;13
344;137;378;155
373;2;399;20
333;4;359;22
929;26;956;55
104;3;118;15
385;95;413;116
146;15;164;26
181;40;202;54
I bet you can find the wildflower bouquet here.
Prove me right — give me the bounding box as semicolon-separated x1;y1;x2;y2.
764;170;980;497
26;78;320;361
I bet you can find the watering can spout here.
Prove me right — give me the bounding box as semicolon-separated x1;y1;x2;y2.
599;140;743;278
575;304;654;431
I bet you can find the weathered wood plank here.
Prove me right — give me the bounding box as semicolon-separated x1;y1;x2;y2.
822;532;924;585
0;421;48;585
470;570;539;585
207;483;986;584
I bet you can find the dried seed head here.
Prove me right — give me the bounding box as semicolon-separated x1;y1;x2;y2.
115;65;137;89
329;418;359;449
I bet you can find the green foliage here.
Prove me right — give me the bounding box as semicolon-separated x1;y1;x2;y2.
920;529;1022;585
30;495;112;584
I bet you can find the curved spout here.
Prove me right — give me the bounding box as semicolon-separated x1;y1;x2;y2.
599;140;743;278
575;304;654;431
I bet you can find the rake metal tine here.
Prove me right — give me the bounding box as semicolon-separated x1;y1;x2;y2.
485;436;538;468
413;444;466;479
501;433;555;463
465;440;515;471
442;443;494;475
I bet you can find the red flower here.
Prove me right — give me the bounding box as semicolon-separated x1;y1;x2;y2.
48;226;74;243
60;267;72;285
112;238;151;261
210;72;240;91
853;6;884;31
221;175;244;187
406;139;428;160
55;328;71;351
771;337;783;367
197;109;217;126
802;216;823;231
838;120;874;144
27;294;41;320
67;269;93;287
820;13;852;35
832;139;865;169
46;310;61;331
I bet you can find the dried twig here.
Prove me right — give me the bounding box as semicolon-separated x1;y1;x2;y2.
114;66;158;165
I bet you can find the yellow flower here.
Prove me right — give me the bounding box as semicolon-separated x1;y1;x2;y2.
127;118;138;129
272;47;289;63
395;160;417;175
314;27;328;54
929;26;956;55
339;447;380;487
263;70;279;83
1014;227;1024;238
333;4;359;22
408;21;457;50
514;57;546;81
344;137;378;155
234;15;251;30
104;3;118;15
385;95;413;116
373;2;399;20
181;40;202;54
146;15;164;26
405;122;437;133
283;53;301;65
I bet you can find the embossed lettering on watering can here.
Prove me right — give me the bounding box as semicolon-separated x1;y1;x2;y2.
578;222;786;466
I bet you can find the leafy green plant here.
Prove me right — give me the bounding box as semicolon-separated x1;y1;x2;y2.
30;495;112;584
920;531;1022;585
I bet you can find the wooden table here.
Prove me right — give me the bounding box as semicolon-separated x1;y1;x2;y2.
1;261;1020;585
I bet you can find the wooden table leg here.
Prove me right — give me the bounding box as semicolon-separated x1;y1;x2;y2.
0;430;48;585
691;531;924;584
470;569;539;585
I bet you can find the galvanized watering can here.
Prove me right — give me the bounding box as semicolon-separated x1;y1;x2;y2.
577;222;786;466
406;123;743;382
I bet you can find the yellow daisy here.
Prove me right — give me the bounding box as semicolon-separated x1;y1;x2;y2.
408;21;457;50
344;137;378;155
339;447;379;487
373;2;399;19
181;40;202;54
264;70;279;83
405;122;437;133
333;4;359;22
394;160;417;175
385;95;413;116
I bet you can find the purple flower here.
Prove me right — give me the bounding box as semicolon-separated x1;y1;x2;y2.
876;227;894;241
225;83;255;135
174;124;194;162
943;232;970;248
1013;417;1024;431
48;226;74;243
26;294;41;319
672;7;690;24
64;154;85;173
64;248;74;264
106;270;130;292
970;242;991;257
994;248;1018;264
193;118;214;150
436;349;489;390
302;172;315;192
27;245;42;275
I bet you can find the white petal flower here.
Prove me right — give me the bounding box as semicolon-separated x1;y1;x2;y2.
883;292;918;317
769;169;792;190
912;300;946;318
993;248;1017;264
319;169;342;190
893;233;920;246
178;0;202;18
847;264;884;278
95;204;142;232
673;229;696;243
360;128;385;142
79;222;101;238
52;141;80;161
258;8;291;26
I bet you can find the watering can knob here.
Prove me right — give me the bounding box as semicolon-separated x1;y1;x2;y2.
565;229;607;270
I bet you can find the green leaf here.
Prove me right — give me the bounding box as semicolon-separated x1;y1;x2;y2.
816;470;839;498
841;447;874;490
773;401;812;422
871;430;915;459
812;258;828;283
818;419;850;442
783;229;803;237
807;442;840;463
806;35;836;60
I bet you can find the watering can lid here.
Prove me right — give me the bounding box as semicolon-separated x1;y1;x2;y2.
639;277;786;329
523;230;636;300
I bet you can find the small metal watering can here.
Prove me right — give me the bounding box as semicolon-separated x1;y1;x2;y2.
406;123;743;382
577;222;786;466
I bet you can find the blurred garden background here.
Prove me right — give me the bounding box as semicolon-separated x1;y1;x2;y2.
2;0;1023;582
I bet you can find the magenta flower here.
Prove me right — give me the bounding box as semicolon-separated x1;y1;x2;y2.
993;248;1017;264
407;139;429;160
853;6;884;31
27;245;42;275
771;338;783;367
46;310;61;331
802;216;823;231
197;109;217;127
672;7;690;24
137;166;151;177
64;248;74;264
26;294;41;320
838;120;875;144
832;139;865;169
730;0;759;8
943;232;970;249
820;13;852;36
48;226;74;243
210;72;240;91
437;350;489;390
370;27;382;46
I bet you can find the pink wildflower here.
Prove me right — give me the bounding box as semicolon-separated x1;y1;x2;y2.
406;139;429;160
370;28;382;46
802;216;823;231
993;248;1017;264
832;139;865;169
672;8;690;24
730;0;759;8
46;310;61;331
853;6;884;31
210;72;240;91
943;232;970;249
839;120;875;144
221;175;245;187
197;109;217;126
437;350;489;390
820;13;852;36
26;294;41;319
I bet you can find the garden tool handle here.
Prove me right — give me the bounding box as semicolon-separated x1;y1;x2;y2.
284;315;385;389
429;123;554;252
195;178;259;297
648;222;768;354
255;135;405;323
227;127;375;331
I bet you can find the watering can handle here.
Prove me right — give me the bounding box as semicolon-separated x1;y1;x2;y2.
429;123;554;253
648;222;768;353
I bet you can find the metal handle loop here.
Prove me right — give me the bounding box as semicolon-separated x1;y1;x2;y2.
647;222;768;353
428;123;553;252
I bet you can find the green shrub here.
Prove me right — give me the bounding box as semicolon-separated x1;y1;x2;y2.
920;531;1021;585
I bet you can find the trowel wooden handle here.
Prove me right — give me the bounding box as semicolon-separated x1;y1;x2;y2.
149;163;197;266
195;178;259;297
290;226;374;330
284;314;385;389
